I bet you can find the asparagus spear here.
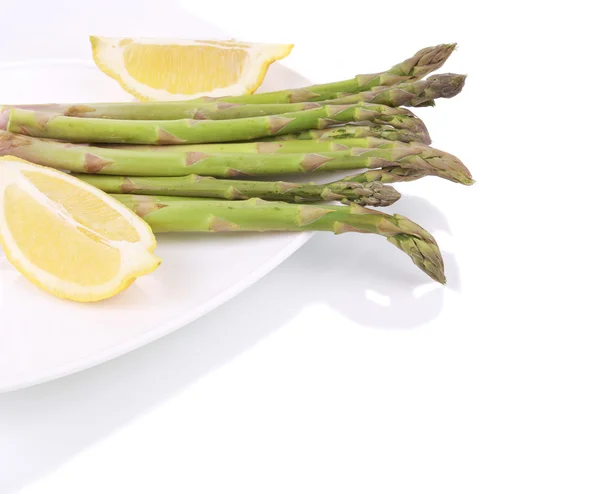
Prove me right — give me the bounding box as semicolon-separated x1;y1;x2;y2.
260;123;431;144
327;74;466;108
0;101;322;121
101;137;402;154
73;174;401;206
1;103;400;144
210;43;457;104
113;195;445;283
2;73;464;121
0;131;471;184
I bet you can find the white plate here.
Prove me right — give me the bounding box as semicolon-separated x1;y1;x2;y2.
0;59;317;393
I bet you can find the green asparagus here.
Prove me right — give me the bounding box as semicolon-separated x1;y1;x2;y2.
74;174;401;206
113;195;446;283
3;73;464;120
2;103;400;144
0;131;472;184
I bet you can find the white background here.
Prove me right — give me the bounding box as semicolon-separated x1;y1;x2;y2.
1;0;599;492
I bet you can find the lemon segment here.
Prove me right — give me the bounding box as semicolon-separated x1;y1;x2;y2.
0;157;160;302
90;36;294;101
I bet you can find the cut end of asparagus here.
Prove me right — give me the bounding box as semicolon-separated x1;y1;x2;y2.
0;110;10;131
0;129;31;150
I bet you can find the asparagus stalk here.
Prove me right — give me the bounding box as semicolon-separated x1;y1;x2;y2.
0;131;472;184
113;195;446;283
209;43;457;104
101;137;401;154
3;73;464;121
1;101;322;121
73;174;401;206
260;122;431;144
1;103;400;144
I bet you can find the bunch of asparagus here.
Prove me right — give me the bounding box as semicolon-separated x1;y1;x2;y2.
0;43;472;284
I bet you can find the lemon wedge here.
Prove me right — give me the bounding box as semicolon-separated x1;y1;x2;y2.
90;36;294;101
0;157;160;302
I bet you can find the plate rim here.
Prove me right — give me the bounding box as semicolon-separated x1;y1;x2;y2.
0;231;314;393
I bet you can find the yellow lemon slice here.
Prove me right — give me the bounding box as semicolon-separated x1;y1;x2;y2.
90;36;294;101
0;157;160;302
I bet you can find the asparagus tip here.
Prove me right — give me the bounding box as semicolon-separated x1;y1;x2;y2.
408;43;458;75
381;213;446;283
355;182;401;207
387;234;446;284
427;73;467;99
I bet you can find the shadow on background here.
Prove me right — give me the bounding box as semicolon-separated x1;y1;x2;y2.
0;194;457;493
